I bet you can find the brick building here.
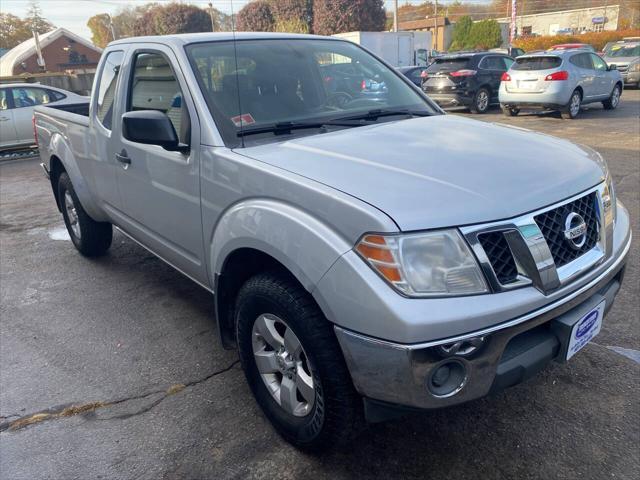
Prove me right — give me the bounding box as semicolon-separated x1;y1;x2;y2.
0;28;102;77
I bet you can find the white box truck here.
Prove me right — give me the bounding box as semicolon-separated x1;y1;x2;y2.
332;31;432;67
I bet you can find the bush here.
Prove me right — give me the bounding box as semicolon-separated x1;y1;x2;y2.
236;1;275;32
467;19;502;50
313;0;386;36
450;15;473;51
513;29;640;52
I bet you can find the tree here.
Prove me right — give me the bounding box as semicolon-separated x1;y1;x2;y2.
236;1;275;32
313;0;386;36
269;0;312;33
151;3;212;35
468;19;503;49
449;15;473;51
87;14;113;48
25;1;53;34
0;13;32;49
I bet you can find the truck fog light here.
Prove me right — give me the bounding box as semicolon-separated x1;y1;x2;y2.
436;336;485;357
427;360;467;398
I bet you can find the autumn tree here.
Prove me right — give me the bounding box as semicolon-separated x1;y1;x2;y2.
0;13;32;49
87;14;113;48
313;0;386;36
25;0;53;34
236;1;275;32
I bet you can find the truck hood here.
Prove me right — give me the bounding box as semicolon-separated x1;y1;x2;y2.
239;115;606;231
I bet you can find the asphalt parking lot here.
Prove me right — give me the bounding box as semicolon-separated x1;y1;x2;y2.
1;89;638;480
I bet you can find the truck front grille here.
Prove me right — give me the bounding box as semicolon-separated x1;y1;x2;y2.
478;231;518;284
534;192;599;268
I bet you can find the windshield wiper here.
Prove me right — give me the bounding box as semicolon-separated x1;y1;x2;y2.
237;120;360;137
332;108;433;123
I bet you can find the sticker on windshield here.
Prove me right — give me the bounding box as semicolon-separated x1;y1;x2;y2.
231;113;256;127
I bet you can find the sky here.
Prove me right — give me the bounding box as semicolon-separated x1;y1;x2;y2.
1;0;493;41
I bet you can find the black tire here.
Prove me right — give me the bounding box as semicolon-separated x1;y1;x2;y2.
470;87;490;114
235;271;363;451
57;172;112;257
602;84;621;110
501;104;520;116
561;90;581;119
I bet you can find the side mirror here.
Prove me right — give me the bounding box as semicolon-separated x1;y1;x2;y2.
608;64;617;71
122;110;188;152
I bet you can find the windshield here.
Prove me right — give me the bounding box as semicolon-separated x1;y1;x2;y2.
185;39;436;146
512;56;562;70
608;45;640;57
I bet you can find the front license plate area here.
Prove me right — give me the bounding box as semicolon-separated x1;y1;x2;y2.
550;295;606;363
566;301;605;360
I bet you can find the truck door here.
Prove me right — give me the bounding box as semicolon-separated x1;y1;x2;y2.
113;45;208;286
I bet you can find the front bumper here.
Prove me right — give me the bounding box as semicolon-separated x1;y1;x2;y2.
335;260;626;412
622;71;640;85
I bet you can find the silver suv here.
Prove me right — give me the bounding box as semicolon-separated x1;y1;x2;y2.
499;49;623;118
34;33;631;450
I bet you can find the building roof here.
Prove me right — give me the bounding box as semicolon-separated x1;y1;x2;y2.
0;28;102;76
399;17;450;31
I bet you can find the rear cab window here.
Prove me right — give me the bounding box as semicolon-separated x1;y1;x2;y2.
95;50;124;130
512;57;562;71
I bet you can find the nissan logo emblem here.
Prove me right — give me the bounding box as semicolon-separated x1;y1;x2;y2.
564;212;588;249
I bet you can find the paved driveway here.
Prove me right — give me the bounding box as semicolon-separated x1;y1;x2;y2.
1;89;638;480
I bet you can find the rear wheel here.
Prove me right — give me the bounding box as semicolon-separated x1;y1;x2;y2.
561;90;581;119
235;271;363;451
470;88;490;114
501;104;520;116
602;84;621;110
58;172;112;256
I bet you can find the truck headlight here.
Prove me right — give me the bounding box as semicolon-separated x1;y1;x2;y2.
629;62;640;72
356;230;488;297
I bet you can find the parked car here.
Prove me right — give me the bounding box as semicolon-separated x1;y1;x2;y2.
320;62;387;106
499;49;623;118
0;83;87;151
396;65;429;87
422;52;514;113
35;33;630;451
603;42;640;88
550;43;596;52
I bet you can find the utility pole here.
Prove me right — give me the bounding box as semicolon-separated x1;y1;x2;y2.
393;0;398;32
106;14;116;41
434;0;438;52
208;2;216;32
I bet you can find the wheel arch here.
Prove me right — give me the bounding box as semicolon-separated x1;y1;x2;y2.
210;199;354;349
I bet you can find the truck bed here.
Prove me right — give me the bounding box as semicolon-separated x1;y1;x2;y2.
47;102;90;117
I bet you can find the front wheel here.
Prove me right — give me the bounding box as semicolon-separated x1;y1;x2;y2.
561;90;582;119
235;272;363;451
470;88;490;113
58;172;112;256
602;84;621;110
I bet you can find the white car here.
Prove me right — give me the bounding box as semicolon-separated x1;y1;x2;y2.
0;83;87;151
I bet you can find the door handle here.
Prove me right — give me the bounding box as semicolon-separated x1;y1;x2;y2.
0;117;9;121
115;151;131;165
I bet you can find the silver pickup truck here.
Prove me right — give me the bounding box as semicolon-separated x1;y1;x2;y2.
35;33;631;450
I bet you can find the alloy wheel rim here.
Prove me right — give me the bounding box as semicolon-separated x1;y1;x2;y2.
612;87;620;107
477;91;488;111
64;191;81;238
251;313;316;417
570;94;580;116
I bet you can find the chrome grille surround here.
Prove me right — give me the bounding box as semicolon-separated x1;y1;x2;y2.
461;183;613;295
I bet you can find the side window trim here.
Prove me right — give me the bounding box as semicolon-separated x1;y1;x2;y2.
0;88;16;110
